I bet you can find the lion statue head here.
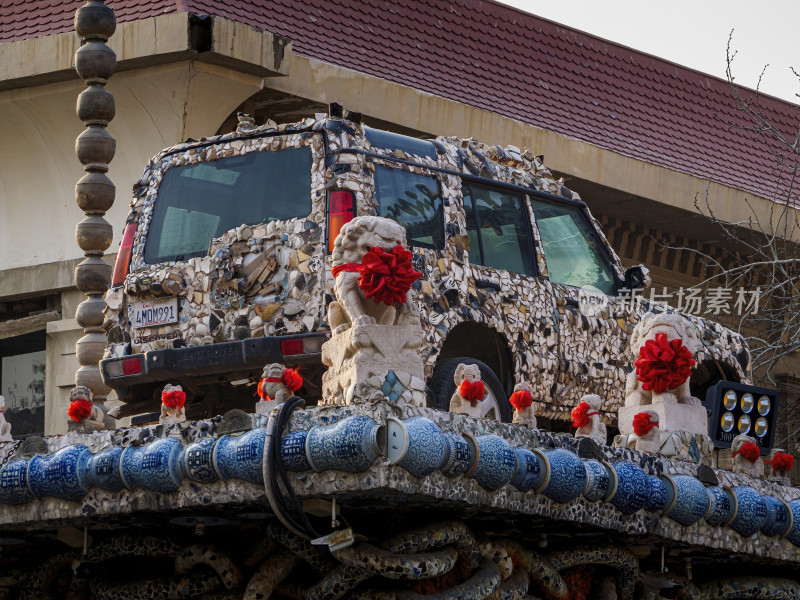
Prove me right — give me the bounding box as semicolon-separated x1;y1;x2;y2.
454;363;481;386
331;216;409;266
629;312;702;356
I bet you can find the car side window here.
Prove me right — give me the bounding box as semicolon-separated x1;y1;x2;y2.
374;165;444;249
462;183;536;276
530;198;617;295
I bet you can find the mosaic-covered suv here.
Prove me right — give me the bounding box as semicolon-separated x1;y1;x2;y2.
102;113;751;422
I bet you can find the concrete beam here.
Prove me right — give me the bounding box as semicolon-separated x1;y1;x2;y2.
0;13;291;91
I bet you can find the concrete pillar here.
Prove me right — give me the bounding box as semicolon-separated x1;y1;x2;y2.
73;1;116;410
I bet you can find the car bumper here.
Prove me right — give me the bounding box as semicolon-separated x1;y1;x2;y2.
100;332;329;391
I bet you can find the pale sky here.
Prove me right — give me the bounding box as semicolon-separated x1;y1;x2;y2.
495;0;800;105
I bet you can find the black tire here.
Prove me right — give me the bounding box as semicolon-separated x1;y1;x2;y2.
429;357;512;423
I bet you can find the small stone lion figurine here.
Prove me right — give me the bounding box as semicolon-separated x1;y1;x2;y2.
730;433;764;478
328;216;421;335
572;394;607;446
630;411;660;454
624;312;702;407
67;386;108;430
0;395;12;442
160;384;187;426
766;449;794;486
256;363;303;414
449;363;485;418
510;382;536;428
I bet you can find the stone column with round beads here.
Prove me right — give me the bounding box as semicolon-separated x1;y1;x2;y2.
73;0;116;424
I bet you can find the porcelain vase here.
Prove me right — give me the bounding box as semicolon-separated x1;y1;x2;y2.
213;428;266;484
0;459;34;505
662;475;708;526
540;448;586;503
610;461;649;515
386;417;446;478
87;446;125;492
121;437;183;493
582;459;615;503
181;437;220;483
306;415;382;473
27;445;91;502
470;435;517;491
643;475;668;512
785;500;800;547
511;447;546;493
280;430;311;472
729;486;767;538
440;432;478;478
704;486;737;527
761;496;792;538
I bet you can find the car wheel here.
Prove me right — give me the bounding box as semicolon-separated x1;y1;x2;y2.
429;357;512;423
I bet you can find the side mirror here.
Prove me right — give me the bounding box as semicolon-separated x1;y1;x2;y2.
624;265;651;290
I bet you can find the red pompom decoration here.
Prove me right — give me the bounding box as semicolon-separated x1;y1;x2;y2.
509;389;533;411
332;244;421;306
282;368;303;393
731;440;761;463
766;452;794;472
632;412;658;437
459;379;485;403
571;401;599;428
162;389;186;409
68;399;92;422
634;333;696;394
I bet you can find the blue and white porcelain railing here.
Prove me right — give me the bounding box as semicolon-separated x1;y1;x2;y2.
1;412;800;549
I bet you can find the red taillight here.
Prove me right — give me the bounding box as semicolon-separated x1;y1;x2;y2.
281;339;306;356
112;223;137;286
105;356;143;378
121;357;143;375
328;190;355;252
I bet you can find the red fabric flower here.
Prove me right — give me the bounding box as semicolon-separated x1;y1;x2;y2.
332;245;421;306
509;389;533;411
632;412;658;437
68;399;92;422
162;389;186;409
766;452;794;472
282;368;303;393
634;333;696;394
459;380;485;403
571;401;598;428
732;441;761;462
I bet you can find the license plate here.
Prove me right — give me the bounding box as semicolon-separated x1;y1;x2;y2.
132;297;178;329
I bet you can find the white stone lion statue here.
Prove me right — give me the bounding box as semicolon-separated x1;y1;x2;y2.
624;312;702;407
328;216;420;335
449;363;485;418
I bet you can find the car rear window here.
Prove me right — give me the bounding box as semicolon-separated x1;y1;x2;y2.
374;165;444;249
144;146;313;263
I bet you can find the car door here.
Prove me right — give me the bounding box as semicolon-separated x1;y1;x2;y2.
458;181;560;402
527;196;635;417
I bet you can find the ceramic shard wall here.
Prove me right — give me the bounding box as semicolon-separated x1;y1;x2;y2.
73;1;116;400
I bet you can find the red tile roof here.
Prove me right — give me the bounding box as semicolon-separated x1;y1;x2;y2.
4;0;799;203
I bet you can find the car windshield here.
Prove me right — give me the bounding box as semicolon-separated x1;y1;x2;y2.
144;146;313;263
531;199;617;295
